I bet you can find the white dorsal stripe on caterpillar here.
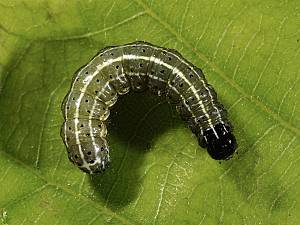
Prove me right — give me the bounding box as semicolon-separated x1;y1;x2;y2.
61;41;237;174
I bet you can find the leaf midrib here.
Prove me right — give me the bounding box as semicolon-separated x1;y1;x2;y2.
0;150;134;225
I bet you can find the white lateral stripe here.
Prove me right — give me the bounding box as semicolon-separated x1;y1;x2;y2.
89;99;99;162
64;122;68;147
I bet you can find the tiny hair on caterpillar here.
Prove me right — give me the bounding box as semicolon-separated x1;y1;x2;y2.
61;41;237;174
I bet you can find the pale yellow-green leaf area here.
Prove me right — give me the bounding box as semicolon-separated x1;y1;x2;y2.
0;0;299;224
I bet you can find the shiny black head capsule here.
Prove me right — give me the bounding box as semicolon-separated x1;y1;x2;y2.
202;123;237;160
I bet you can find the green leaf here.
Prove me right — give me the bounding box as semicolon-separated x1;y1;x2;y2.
0;0;299;224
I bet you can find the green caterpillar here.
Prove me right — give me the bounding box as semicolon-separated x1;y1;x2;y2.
61;41;237;174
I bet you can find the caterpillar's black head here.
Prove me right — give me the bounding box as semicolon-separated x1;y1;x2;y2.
203;123;237;160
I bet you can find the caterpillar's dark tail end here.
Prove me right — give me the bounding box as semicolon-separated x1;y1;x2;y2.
203;123;237;160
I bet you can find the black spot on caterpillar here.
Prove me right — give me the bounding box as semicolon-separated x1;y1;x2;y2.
61;41;237;174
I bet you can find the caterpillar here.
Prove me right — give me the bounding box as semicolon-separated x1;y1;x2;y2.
61;41;237;174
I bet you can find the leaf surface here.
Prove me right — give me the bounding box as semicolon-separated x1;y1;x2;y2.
0;0;299;224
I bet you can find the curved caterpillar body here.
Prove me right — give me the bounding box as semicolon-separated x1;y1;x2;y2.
61;41;237;174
